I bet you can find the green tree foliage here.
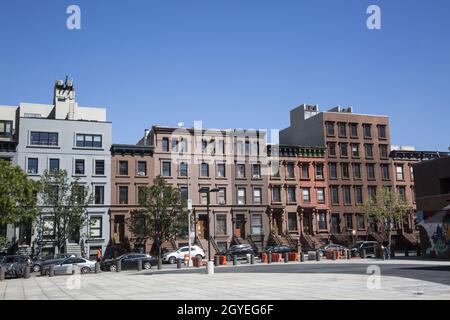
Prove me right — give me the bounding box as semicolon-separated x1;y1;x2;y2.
38;169;93;253
0;160;40;227
128;176;188;259
362;187;409;258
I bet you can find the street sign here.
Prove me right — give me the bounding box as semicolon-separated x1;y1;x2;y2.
187;199;193;210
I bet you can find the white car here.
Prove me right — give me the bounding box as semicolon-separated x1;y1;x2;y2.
162;246;205;264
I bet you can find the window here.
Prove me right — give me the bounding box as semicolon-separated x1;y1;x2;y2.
201;140;208;153
271;162;280;178
89;217;102;238
179;162;188;177
317;188;325;203
216;140;225;154
287;187;296;203
179;138;188;153
49;159;59;173
217;163;225;178
138;186;148;205
398;186;406;201
316;164;324;179
119;161;128;175
396;165;404;180
179;186;188;202
378;125;387;139
0;121;12;136
137;161;147;176
162;161;171;177
42;218;55;240
272;186;281;203
94;186;104;205
162;137;169;152
119;186;128;204
353;163;361;179
236;141;244;155
363;124;372;138
357;214;365;229
286;163;296;179
216;215;227;235
331;186;339;205
365;144;373;158
326;122;335;136
318;212;327;230
346;214;353;230
410;166;414;181
30;131;58;146
329;163;338;179
343;186;351;205
237;188;246;205
218;188;226;204
302;188;311;203
355;186;363;205
75;159;85;175
253;188;262;204
236;164;245;178
350;123;358;137
338;122;347;137
252;214;263;235
367;164;375;180
200;192;208;205
381;164;390;180
95;160;105;176
245;141;251;155
171;138;178;152
301;163;309;179
351;144;359;157
288;213;298;231
252;164;261;178
200;163;209;177
340;143;348;157
342;163;350;179
368;186;377;200
380;144;388;159
76;134;102;148
328;143;336;157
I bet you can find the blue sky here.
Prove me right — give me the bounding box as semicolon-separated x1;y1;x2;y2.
0;0;449;150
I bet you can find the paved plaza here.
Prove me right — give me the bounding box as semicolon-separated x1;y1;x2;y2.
1;258;450;300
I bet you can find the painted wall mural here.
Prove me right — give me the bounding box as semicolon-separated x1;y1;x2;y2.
417;207;450;258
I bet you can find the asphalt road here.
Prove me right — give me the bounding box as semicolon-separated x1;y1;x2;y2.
145;261;450;286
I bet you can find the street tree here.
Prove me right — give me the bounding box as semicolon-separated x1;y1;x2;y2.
38;169;93;254
128;176;188;264
0;160;40;241
362;186;409;259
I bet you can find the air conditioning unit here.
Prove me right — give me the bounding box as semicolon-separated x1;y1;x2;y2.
219;200;226;205
137;172;146;176
252;174;261;179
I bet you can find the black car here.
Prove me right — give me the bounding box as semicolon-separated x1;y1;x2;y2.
221;244;257;261
264;246;297;254
100;253;157;272
0;255;32;278
351;241;378;257
32;254;74;273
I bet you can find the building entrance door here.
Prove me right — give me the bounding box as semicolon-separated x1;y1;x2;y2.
235;214;246;238
114;215;125;243
331;214;340;234
197;215;208;239
303;212;312;234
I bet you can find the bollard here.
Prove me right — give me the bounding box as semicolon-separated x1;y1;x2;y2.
347;250;351;260
116;260;122;272
137;259;142;271
23;265;31;279
233;255;237;266
268;253;272;264
405;250;409;257
177;258;182;269
214;255;220;267
157;258;162;270
332;250;337;261
0;267;4;281
195;257;201;268
49;264;55;277
361;249;366;259
300;252;305;262
250;254;255;265
391;251;395;259
206;261;214;275
95;262;101;274
316;250;320;261
417;246;421;257
284;253;289;263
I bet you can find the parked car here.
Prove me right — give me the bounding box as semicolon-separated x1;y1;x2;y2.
221;244;257;261
42;257;96;275
264;246;297;254
32;254;74;273
0;255;32;278
318;244;348;257
101;253;157;271
351;241;378;257
162;246;205;264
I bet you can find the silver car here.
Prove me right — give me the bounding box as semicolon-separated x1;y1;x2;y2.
43;257;96;275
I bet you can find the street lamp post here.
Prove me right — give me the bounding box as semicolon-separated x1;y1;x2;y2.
352;229;356;246
199;187;219;261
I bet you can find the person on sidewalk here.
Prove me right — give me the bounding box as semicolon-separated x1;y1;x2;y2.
97;248;102;262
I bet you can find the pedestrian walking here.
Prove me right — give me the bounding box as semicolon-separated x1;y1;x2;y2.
97;248;102;262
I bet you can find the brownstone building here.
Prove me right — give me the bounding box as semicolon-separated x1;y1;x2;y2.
267;145;329;250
